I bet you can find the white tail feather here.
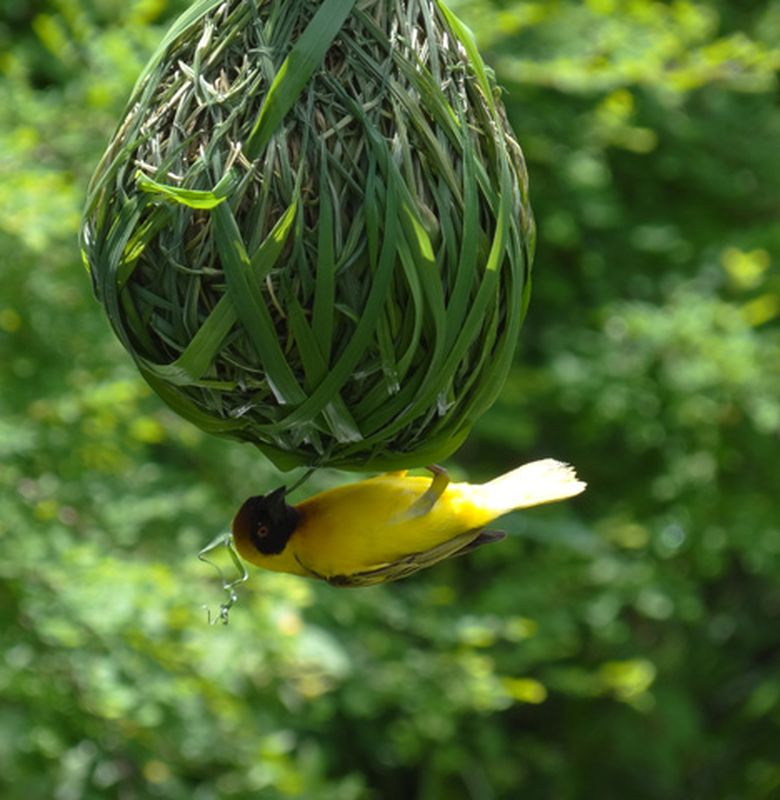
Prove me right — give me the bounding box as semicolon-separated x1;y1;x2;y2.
479;459;586;517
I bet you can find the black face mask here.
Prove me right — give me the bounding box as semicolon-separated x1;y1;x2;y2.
235;487;301;555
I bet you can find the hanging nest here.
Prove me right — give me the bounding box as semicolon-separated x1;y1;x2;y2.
81;0;534;471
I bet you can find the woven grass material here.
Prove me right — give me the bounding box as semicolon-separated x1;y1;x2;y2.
81;0;535;471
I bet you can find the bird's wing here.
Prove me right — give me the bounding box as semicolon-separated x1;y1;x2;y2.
309;528;503;588
450;529;506;557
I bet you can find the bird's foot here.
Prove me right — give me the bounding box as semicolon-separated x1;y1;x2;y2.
408;464;450;517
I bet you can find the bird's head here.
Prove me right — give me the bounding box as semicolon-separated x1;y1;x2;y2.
231;487;300;556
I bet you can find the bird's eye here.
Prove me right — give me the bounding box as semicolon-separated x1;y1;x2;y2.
256;524;269;538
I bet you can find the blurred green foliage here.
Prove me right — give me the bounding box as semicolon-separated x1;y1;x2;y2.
1;0;779;797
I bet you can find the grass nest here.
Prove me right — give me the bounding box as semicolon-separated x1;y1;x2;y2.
81;0;534;471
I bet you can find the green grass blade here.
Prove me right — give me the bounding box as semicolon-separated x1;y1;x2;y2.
249;200;297;278
433;0;497;114
311;156;336;358
256;161;400;433
444;126;480;350
213;202;306;405
139;295;234;385
132;0;225;91
288;298;363;442
140;368;244;436
136;172;228;209
245;0;360;160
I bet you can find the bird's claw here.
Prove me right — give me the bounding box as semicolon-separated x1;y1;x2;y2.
407;464;450;517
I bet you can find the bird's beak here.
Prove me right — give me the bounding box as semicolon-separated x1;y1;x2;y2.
264;485;300;536
266;485;287;504
265;486;289;518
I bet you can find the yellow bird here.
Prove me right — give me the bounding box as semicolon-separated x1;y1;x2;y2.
231;459;585;587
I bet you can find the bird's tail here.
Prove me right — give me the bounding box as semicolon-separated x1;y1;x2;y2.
478;459;586;517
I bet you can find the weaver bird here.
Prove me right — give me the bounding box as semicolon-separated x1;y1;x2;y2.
231;459;585;587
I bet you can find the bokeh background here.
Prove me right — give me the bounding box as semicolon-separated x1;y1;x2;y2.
2;1;779;797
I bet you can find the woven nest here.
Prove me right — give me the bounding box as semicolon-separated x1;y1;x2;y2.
81;0;534;471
